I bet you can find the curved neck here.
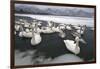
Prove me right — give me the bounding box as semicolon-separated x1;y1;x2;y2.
75;37;79;47
20;25;24;31
34;23;38;33
83;25;86;32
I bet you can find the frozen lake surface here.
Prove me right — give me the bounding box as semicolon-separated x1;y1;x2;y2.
15;14;94;27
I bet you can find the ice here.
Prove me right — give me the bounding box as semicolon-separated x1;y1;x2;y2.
15;14;94;27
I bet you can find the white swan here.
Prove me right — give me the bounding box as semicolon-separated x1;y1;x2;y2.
59;24;66;30
63;36;80;54
41;21;54;34
41;27;54;34
71;31;86;44
66;25;72;30
31;23;42;45
51;24;66;38
57;25;66;38
15;24;20;31
73;25;81;30
76;25;86;35
18;25;25;37
25;28;30;33
19;31;26;37
18;23;32;38
24;21;30;28
23;32;32;38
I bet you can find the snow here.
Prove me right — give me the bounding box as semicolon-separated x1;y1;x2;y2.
15;14;94;27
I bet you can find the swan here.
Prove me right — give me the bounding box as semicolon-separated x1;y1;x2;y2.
18;22;33;38
24;21;30;28
22;28;32;38
41;21;54;34
59;24;66;30
41;27;54;34
15;21;20;24
25;28;30;33
19;19;25;25
76;25;86;35
15;19;24;32
15;24;20;31
73;25;81;30
71;31;86;44
21;22;42;38
57;25;66;38
18;25;25;37
23;32;32;38
66;24;72;30
58;30;66;38
51;23;66;38
63;36;80;54
31;23;42;45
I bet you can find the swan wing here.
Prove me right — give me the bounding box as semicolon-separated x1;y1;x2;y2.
64;40;80;54
31;33;42;45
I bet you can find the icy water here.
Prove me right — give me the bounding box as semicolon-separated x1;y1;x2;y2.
14;14;95;65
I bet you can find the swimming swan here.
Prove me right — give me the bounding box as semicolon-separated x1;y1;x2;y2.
31;23;42;45
76;25;86;35
63;36;80;54
41;21;54;34
66;25;72;30
52;24;66;38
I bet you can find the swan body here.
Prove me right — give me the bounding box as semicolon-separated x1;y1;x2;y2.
52;26;60;32
23;32;32;38
31;23;42;45
63;36;80;54
66;25;72;30
52;26;66;38
19;30;32;38
40;21;54;34
73;26;81;30
41;26;54;34
76;25;86;35
58;31;66;38
25;28;30;33
59;26;65;30
19;31;25;37
24;23;30;28
77;29;84;35
31;32;42;45
15;25;20;31
15;21;20;24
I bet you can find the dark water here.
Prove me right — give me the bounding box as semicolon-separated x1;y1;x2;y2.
77;27;95;61
15;27;95;62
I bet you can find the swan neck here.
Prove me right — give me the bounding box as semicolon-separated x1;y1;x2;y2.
34;24;38;32
20;25;24;31
75;37;79;47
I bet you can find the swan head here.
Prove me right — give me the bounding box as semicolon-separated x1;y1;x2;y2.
47;21;53;27
75;36;79;42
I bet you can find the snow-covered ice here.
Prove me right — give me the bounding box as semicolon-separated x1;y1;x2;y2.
15;14;94;27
